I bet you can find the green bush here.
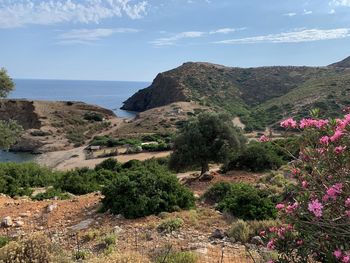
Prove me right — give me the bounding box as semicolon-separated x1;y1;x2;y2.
32;188;71;201
223;141;285;172
0;236;10;248
0;162;60;197
202;182;233;204
95;158;121;172
56;168;116;195
204;182;277;220
217;183;277;220
142;142;171;152
84;112;103;122
228;220;251;243
157;218;184;233
101;163;195;219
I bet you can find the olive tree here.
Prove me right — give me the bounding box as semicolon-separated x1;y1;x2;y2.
0;120;24;150
169;112;246;174
0;68;14;98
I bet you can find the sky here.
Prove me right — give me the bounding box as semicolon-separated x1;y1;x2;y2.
0;0;350;81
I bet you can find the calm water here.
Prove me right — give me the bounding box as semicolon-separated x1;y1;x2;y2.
1;78;150;163
10;79;149;118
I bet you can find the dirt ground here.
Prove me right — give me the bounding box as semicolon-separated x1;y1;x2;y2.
0;170;265;263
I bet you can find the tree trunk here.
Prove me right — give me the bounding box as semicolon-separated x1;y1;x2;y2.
201;162;209;175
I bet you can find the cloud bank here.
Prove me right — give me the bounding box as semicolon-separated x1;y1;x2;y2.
0;0;148;28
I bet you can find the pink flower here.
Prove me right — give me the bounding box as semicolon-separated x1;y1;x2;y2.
267;239;275;250
292;168;300;176
296;239;303;246
280;118;297;129
334;146;346;154
330;130;344;142
320;136;330;146
266;261;275;263
334;249;343;259
342;255;350;263
308;199;323;218
286;202;299;214
345;198;350;208
259;135;270;142
259;230;266;237
275;203;285;210
302;181;308;189
325;183;343;201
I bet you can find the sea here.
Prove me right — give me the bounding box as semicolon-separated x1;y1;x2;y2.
0;78;150;163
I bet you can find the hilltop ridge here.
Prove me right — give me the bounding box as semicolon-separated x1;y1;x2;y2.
122;58;350;131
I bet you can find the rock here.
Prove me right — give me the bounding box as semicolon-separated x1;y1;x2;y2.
113;226;123;235
14;220;25;227
210;229;225;239
46;203;57;213
19;212;31;218
115;214;125;219
199;171;214;182
251;236;264;246
69;219;94;232
1;216;13;227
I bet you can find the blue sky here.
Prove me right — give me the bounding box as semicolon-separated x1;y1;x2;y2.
1;0;350;81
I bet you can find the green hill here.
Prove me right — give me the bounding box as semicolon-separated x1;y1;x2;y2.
122;59;350;131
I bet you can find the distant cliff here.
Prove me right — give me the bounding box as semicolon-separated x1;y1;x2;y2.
0;99;116;153
122;59;350;131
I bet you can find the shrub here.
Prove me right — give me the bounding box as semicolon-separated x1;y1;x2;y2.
56;168;116;195
228;220;280;243
157;218;184;233
262;114;350;262
95;158;121;172
87;251;150;263
0;162;60;197
103;234;117;247
223;141;285;172
216;183;277;220
32;188;71;201
0;233;57;263
156;251;198;263
0;236;9;248
228;220;251;243
101;163;195;218
202;182;233;204
84;112;103;122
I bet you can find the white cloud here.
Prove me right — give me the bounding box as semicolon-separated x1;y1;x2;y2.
329;9;336;14
214;28;350;44
303;9;313;15
331;0;350;7
209;28;239;34
57;27;138;44
151;31;205;46
0;0;148;28
284;12;297;17
151;27;244;46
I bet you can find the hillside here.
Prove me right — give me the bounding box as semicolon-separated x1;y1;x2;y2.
122;59;350;131
0;99;116;153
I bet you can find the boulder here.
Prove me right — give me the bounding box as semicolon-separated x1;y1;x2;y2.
210;229;225;239
199;172;214;182
1;216;13;227
46;203;57;213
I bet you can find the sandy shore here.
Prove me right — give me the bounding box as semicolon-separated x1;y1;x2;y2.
37;148;172;171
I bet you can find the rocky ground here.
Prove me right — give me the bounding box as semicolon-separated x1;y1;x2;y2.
0;171;267;263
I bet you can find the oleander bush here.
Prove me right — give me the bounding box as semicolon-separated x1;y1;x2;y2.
261;113;350;262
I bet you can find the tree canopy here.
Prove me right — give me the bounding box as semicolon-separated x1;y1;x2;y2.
0;120;24;150
169;112;246;174
0;68;14;98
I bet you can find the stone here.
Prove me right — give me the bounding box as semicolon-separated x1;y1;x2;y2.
210;229;225;239
14;220;25;227
19;212;31;218
1;216;13;227
46;203;57;213
113;226;123;235
251;236;264;246
69;219;94;232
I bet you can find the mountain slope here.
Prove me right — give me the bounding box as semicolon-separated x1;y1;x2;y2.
329;56;350;68
122;59;350;131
